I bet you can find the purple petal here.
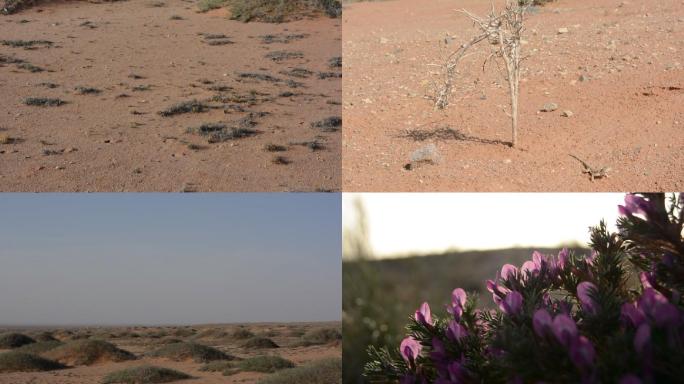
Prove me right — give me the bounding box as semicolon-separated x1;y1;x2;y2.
500;264;518;281
400;337;422;363
415;302;433;326
521;260;538;276
500;291;523;315
452;288;467;308
639;272;655;290
577;281;599;314
634;323;651;355
447;320;467;342
557;248;569;271
533;309;553;337
552;314;578;347
619;375;642;384
569;336;595;369
620;302;646;328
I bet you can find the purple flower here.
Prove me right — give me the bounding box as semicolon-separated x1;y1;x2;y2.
639;272;655;290
552;314;578;347
400;336;422;363
557;248;569;271
500;291;523;315
569;335;595;369
619;375;642;384
447;320;467;342
448;288;467;321
445;360;468;382
430;337;446;362
415;302;433;326
533;251;545;270
621;302;646;328
487;280;510;307
638;288;680;328
634;323;651;355
521;260;539;276
618;194;651;218
533;308;553;338
500;264;518;281
577;281;599;314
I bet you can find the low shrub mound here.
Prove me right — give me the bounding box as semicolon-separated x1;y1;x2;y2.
0;351;65;373
231;328;254;340
236;355;295;373
43;339;135;366
227;0;341;23
0;333;36;349
257;358;341;384
102;365;191;384
242;337;279;349
33;332;58;342
199;360;234;372
301;328;341;346
14;340;63;354
148;342;232;363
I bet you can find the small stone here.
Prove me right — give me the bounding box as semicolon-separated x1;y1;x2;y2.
558;27;569;34
65;147;77;153
55;165;65;170
503;159;512;164
540;102;558;112
579;74;589;82
405;143;440;170
561;110;574;117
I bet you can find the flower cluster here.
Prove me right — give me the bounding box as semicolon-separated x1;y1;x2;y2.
365;193;684;384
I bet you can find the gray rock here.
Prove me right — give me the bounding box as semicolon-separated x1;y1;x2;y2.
541;102;558;112
406;144;440;169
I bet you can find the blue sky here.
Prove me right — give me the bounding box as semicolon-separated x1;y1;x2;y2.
0;194;341;326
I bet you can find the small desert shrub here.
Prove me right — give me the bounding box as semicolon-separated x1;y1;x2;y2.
102;365;191;384
43;339;135;366
301;328;341;346
199;360;234;372
194;328;229;339
24;97;65;107
265;144;287;152
265;50;304;62
1;39;53;47
33;332;58;342
14;340;63;354
158;100;209;117
148;342;232;363
227;0;341;23
236;355;295;373
232;328;255;340
242;337;279;349
328;56;341;68
0;333;36;349
257;358;341;384
75;86;101;95
197;0;226;12
0;352;64;373
311;116;341;132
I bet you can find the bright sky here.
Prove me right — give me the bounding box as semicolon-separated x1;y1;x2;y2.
343;193;625;258
0;194;341;326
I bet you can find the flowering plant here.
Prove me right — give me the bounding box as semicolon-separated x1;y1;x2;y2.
364;193;684;383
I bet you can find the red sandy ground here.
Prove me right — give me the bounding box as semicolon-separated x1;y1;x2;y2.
0;0;341;192
342;0;683;191
0;323;340;383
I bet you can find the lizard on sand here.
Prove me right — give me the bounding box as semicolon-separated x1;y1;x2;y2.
569;154;611;181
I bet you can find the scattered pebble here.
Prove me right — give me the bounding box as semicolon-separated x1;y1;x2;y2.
540;102;558;112
561;110;574;117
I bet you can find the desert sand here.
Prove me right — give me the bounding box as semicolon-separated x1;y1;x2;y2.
0;0;341;192
0;322;341;383
342;0;683;191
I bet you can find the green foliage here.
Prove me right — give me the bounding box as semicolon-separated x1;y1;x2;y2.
0;333;35;349
232;327;255;339
102;365;191;384
257;358;341;384
147;342;232;363
0;351;65;373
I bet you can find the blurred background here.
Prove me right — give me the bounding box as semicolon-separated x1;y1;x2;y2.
342;193;624;383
